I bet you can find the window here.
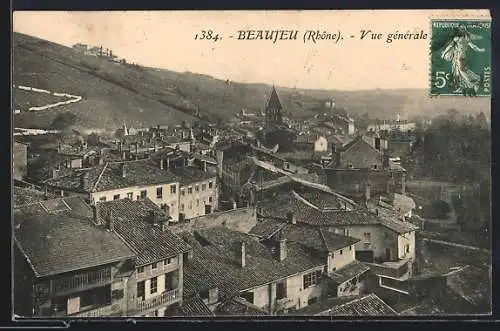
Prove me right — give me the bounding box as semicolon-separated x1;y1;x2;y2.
152;263;157;270
180;204;184;212
196;199;199;207
113;194;120;200
181;188;185;196
202;183;206;191
364;232;371;241
153;310;159;317
137;281;145;299
209;197;213;203
208;181;213;189
188;187;193;194
127;192;134;199
156;187;163;199
350;245;353;251
140;190;147;199
164;258;172;265
405;244;410;254
276;280;287;300
195;185;199;192
303;270;322;289
99;197;106;202
384;232;389;239
111;289;124;300
138;266;144;273
343;228;349;236
363;243;371;250
150;277;158;294
340;249;343;255
373;164;378;170
170;185;176;194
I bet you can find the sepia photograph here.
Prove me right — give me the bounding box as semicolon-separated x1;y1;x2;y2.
11;10;491;319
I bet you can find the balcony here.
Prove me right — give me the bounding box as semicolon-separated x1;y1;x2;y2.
365;258;412;280
135;289;180;313
71;303;123;318
51;268;112;295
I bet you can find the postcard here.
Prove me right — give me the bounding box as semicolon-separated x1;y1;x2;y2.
12;9;491;319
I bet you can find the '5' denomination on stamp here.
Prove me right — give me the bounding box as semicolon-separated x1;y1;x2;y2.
431;19;491;97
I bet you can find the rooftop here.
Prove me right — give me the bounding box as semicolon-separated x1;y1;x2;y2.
14;196;135;278
181;227;325;300
13;186;57;208
215;297;268;316
96;198;191;266
176;296;214;316
259;191;417;234
317;293;398;316
249;219;359;253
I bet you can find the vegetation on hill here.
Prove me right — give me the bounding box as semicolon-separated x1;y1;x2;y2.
13;32;490;132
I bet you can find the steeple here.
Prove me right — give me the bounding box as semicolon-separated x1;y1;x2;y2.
265;85;283;128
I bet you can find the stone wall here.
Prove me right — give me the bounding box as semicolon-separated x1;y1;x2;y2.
168;207;257;234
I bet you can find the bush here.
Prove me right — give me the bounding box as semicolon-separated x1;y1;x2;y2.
430;200;452;219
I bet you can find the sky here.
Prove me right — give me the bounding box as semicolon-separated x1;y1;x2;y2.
13;10;490;91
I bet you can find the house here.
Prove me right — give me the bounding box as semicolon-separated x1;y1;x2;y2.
366;120;417;134
180;226;332;314
331;114;356;136
96;198;192;317
13;196;136;317
171;166;219;220
324;135;407;198
72;43;88;53
13;140;28;181
43;155;217;222
257;189;419;282
373;265;491;315
249;218;370;300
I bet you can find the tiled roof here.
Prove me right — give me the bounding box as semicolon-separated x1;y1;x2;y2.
170;166;217;185
181;227;325;300
14;196;136;277
328;260;370;284
249;220;359;253
260;191;417;234
445;265;491;308
215;297;267;316
291;295;360;315
97;198;191;266
178;296;214;316
44;159;182;193
317;293;398;316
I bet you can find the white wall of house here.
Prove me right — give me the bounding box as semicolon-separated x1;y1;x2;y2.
179;178;218;219
397;231;416;261
327;245;356;273
314;136;328;153
91;183;180;221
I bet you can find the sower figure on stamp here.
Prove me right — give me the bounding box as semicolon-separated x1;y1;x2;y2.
440;25;485;95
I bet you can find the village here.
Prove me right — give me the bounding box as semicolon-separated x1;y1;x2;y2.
12;83;492;318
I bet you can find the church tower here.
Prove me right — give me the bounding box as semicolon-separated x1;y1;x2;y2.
265;86;283;128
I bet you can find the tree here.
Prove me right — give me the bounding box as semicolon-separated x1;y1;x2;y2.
430;200;452;219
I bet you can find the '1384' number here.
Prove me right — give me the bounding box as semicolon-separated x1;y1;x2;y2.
434;71;452;89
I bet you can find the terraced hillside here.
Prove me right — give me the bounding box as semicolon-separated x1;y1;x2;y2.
13;32;490;131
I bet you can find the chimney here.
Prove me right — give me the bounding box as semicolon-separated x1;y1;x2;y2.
364;182;371;202
208;287;219;304
232;200;237;210
92;204;99;223
239;241;246;268
278;238;287;261
166;157;170;169
121;163;127;178
160;158;164;170
80;172;89;189
383;149;390;169
287;211;296;224
106;210;114;231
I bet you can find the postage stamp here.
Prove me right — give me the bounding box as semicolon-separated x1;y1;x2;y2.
430;19;491;96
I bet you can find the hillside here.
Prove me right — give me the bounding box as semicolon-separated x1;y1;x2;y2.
13;32;490;131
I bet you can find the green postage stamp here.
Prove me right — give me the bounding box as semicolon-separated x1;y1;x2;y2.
430;19;491;96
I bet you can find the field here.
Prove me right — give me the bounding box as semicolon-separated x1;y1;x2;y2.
13;32;491;131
